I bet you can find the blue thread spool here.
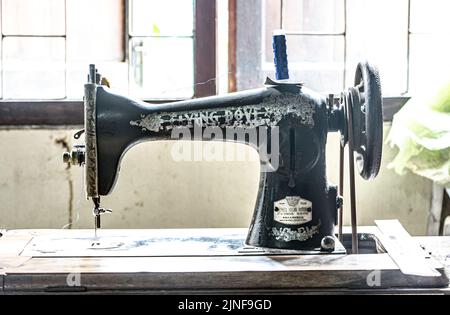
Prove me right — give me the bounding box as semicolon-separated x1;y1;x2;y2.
272;32;289;80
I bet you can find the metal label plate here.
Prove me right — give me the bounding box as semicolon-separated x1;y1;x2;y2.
274;196;312;225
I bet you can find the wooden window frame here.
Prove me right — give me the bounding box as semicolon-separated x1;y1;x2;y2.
0;0;216;127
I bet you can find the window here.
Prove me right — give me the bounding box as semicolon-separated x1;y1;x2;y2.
2;0;67;99
262;0;450;96
263;0;345;93
0;0;200;100
129;0;194;99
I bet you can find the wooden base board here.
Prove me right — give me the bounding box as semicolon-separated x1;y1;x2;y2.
0;226;449;294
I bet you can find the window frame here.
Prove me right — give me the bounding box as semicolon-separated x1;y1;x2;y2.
0;0;216;127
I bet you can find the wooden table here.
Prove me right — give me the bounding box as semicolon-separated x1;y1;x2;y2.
0;226;449;294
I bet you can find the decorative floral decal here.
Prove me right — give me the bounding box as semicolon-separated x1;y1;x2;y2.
271;220;321;242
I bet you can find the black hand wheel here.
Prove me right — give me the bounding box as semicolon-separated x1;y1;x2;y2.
347;61;383;180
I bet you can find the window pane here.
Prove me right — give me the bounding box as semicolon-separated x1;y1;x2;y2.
282;0;345;33
264;0;345;64
2;0;65;35
410;0;450;34
264;0;281;63
129;37;194;99
66;0;124;61
286;35;344;93
409;35;450;93
346;0;408;95
130;0;194;36
3;37;65;99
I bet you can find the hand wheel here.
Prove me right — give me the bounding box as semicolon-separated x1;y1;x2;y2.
345;61;384;180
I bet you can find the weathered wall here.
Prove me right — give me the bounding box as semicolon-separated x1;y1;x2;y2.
0;124;432;234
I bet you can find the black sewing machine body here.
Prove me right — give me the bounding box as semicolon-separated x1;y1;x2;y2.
85;80;340;250
64;59;382;252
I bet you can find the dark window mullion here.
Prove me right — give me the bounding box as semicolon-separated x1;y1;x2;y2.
194;0;216;97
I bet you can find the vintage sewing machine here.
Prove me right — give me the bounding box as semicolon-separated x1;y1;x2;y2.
62;33;383;254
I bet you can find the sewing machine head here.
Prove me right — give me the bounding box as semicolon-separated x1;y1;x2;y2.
63;35;383;253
